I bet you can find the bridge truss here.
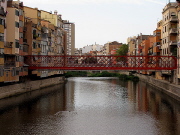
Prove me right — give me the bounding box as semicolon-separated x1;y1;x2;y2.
25;55;177;70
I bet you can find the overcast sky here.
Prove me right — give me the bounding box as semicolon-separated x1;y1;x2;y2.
21;0;174;48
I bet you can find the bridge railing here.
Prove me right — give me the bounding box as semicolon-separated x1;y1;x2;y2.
24;55;177;70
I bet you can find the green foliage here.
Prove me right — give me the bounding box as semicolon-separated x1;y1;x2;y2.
64;71;88;78
115;44;128;62
89;71;119;77
118;74;139;82
116;44;128;56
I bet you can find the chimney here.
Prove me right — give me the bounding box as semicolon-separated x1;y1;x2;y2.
54;10;58;15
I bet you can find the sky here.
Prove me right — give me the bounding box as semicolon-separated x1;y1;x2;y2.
21;0;175;48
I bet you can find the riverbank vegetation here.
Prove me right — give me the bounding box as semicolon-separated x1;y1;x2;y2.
64;71;88;77
64;71;139;82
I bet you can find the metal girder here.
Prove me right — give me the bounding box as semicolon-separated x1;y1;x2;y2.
24;55;177;70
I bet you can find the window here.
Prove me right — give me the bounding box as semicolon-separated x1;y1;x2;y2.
19;44;23;50
15;40;19;48
0;18;4;25
0;48;4;54
165;26;166;32
15;21;19;28
16;55;19;62
38;33;41;37
0;68;3;77
19;9;23;16
15;10;19;16
37;11;41;17
12;68;16;76
19;56;24;62
19;21;23;27
171;12;176;16
19;33;23;38
0;33;4;41
33;42;36;49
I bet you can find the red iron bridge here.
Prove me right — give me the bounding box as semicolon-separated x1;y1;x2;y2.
25;55;177;71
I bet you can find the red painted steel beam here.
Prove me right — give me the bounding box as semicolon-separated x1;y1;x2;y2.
24;55;177;70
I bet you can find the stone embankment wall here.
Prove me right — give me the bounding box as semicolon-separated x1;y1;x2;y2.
137;74;180;101
0;77;65;99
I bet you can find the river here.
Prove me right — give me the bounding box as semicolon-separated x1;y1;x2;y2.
0;77;179;135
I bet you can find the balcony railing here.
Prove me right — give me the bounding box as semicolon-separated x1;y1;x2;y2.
158;45;162;50
0;8;6;16
4;61;16;67
32;24;37;28
153;42;161;47
169;28;178;34
4;42;13;48
170;16;178;22
169;40;177;46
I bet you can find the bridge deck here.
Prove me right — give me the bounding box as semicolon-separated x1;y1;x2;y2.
25;55;177;70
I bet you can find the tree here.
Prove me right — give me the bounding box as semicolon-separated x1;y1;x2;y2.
116;44;128;56
115;44;129;64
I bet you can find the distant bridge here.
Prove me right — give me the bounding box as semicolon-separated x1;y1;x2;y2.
25;55;177;70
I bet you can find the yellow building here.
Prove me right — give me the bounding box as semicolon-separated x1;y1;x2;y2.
4;0;21;83
127;36;136;56
162;2;178;82
0;0;7;83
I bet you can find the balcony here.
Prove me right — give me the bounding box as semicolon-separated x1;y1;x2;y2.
23;27;27;32
170;16;178;22
0;8;6;17
23;39;27;44
41;27;48;33
153;42;161;47
169;28;178;34
4;42;13;48
169;40;177;46
158;45;162;50
32;24;37;28
4;61;16;67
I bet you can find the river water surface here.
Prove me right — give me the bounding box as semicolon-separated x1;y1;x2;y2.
0;77;179;135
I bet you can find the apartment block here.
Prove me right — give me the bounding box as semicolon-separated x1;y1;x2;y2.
82;43;103;54
4;0;21;82
104;41;122;55
41;10;65;55
63;20;75;55
0;0;6;83
0;0;73;83
177;2;180;80
162;2;178;56
127;36;136;56
161;2;178;83
134;34;150;56
152;29;161;56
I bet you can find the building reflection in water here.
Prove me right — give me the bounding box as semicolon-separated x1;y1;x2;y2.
127;81;180;135
0;84;67;134
0;78;179;135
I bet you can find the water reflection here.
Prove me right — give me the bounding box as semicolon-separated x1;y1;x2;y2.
0;77;179;135
127;81;180;135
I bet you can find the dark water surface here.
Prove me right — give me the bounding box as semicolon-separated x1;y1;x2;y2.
0;77;179;135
